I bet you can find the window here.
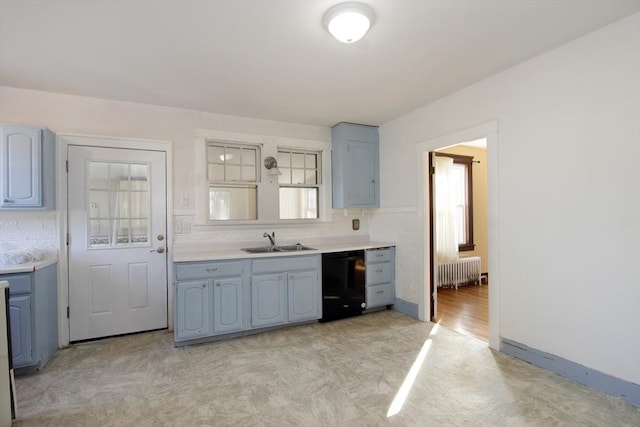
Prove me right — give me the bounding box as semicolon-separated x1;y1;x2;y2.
277;149;321;219
435;153;475;251
206;141;259;221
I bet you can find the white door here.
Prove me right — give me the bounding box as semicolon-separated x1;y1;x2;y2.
68;145;168;342
429;151;438;320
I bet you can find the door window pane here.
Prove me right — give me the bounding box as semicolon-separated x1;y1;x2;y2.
88;161;150;248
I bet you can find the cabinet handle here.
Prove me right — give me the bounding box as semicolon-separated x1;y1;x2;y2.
3;199;13;203
216;283;220;287
201;284;206;288
375;253;383;257
375;269;383;273
206;268;218;272
376;290;384;294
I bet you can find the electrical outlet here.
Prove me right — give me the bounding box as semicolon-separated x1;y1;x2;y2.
352;218;360;231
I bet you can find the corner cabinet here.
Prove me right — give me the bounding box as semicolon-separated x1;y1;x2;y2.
0;124;56;210
331;122;380;208
1;263;58;373
365;247;395;309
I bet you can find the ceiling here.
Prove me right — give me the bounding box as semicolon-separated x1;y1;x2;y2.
1;1;639;127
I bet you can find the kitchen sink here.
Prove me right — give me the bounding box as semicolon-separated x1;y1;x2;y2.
241;244;315;254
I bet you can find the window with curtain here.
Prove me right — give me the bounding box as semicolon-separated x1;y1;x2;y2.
435;152;475;258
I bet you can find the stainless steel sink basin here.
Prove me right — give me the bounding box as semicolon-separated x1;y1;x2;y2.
241;244;315;254
275;244;316;252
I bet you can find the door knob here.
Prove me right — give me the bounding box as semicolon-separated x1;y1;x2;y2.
157;234;165;241
150;247;165;253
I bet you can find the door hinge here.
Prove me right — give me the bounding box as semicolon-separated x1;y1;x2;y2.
431;166;436;175
40;129;44;143
67;306;70;318
66;233;70;246
66;160;69;173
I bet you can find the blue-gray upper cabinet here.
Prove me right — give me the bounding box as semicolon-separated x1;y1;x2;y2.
331;122;380;208
0;124;56;210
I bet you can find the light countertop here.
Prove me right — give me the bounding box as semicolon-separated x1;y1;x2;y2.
0;256;58;275
172;240;395;263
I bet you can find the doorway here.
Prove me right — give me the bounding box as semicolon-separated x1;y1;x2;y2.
430;140;488;342
416;121;499;349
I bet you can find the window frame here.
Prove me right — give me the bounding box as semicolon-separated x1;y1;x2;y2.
205;140;261;222
277;147;322;220
435;152;475;252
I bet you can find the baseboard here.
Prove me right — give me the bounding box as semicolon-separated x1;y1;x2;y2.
502;338;640;407
392;298;419;319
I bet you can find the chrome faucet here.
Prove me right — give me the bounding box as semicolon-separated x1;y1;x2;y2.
263;232;276;248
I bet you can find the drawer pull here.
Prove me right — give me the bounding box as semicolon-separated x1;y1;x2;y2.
376;290;384;294
375;269;383;273
375;253;384;257
206;268;218;272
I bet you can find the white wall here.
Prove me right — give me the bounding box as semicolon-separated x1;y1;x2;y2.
374;12;640;385
0;87;371;246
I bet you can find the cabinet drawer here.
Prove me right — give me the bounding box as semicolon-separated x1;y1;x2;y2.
366;248;392;264
252;255;320;274
3;274;33;295
366;284;394;308
366;262;392;285
176;261;243;280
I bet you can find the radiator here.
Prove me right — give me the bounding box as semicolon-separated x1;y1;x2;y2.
437;256;481;289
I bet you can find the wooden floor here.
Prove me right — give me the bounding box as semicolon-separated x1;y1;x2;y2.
434;283;488;342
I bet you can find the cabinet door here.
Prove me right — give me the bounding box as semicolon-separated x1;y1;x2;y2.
288;270;320;322
346;141;377;206
251;274;286;328
0;125;42;207
213;277;243;333
9;295;33;367
175;280;212;340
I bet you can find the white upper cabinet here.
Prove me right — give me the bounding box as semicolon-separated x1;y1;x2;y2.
0;124;56;210
331;122;380;208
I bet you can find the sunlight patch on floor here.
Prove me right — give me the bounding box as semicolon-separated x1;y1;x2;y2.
386;323;439;417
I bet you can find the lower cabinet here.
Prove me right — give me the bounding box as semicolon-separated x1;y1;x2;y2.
1;263;58;372
288;270;320;322
251;274;287;328
213;277;243;333
174;255;321;345
365;247;395;309
175;280;211;340
9;295;32;366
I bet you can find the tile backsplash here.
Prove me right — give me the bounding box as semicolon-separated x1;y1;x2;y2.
0;211;58;250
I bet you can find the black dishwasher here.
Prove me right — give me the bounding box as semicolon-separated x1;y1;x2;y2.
321;250;366;322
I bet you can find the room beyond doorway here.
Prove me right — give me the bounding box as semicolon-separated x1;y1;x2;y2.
434;282;488;342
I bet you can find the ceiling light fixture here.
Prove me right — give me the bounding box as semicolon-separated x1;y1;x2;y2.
323;2;375;44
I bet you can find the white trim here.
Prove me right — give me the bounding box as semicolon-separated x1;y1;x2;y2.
194;131;332;226
416;121;500;350
56;133;173;347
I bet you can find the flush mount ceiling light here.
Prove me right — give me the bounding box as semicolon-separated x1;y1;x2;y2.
323;2;375;43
